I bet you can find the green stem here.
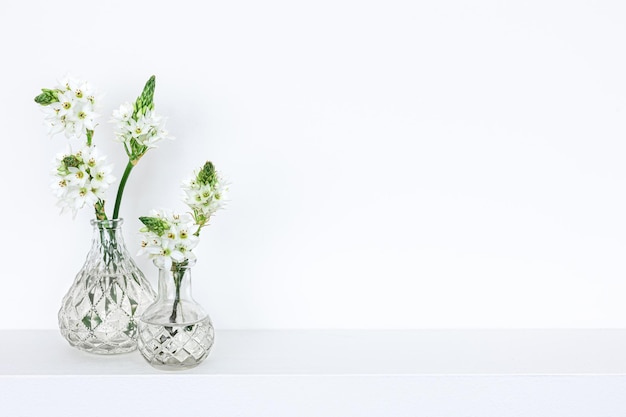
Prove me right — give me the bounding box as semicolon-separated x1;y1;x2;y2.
165;265;184;337
86;129;94;147
113;161;134;220
94;199;107;220
169;263;186;324
170;275;182;324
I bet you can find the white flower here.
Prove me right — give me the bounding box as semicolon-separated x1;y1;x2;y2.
66;166;89;187
111;106;172;154
84;146;116;197
41;76;100;140
181;167;228;224
90;164;115;197
111;102;133;123
50;145;114;217
67;183;99;212
170;220;200;258
138;210;199;267
57;76;97;105
73;104;99;132
55;91;77;118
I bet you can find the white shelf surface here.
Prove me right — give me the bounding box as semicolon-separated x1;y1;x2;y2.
2;329;626;416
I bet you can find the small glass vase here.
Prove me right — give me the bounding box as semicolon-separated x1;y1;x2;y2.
58;219;156;354
138;259;214;370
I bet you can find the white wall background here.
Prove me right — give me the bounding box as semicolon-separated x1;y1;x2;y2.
2;0;626;330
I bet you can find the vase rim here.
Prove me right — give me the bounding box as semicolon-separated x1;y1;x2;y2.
90;218;124;228
153;257;197;270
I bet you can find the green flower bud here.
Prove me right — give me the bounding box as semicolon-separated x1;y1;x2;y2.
34;88;60;105
62;155;82;169
132;75;156;119
197;161;217;187
139;216;170;236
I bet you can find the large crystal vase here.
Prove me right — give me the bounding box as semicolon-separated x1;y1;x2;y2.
58;219;156;354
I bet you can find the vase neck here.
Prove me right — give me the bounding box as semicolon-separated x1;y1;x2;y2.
88;218;131;267
91;219;126;244
152;262;207;325
157;263;195;303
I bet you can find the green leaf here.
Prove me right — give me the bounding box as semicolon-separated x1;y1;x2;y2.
82;315;91;330
109;284;117;303
81;313;101;330
92;313;102;328
34;88;59;105
131;272;141;285
124;321;137;337
129;297;138;316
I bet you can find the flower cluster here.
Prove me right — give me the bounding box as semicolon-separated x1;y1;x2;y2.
52;146;115;217
112;104;169;149
139;161;228;268
138;210;200;269
35;74;170;220
36;76;99;141
111;77;171;165
181;161;227;229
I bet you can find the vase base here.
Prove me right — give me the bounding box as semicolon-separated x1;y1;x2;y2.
138;319;214;369
60;330;138;355
144;360;206;371
70;344;137;355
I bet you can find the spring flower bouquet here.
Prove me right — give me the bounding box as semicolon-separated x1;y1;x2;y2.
135;161;227;369
34;75;172;354
35;75;171;219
